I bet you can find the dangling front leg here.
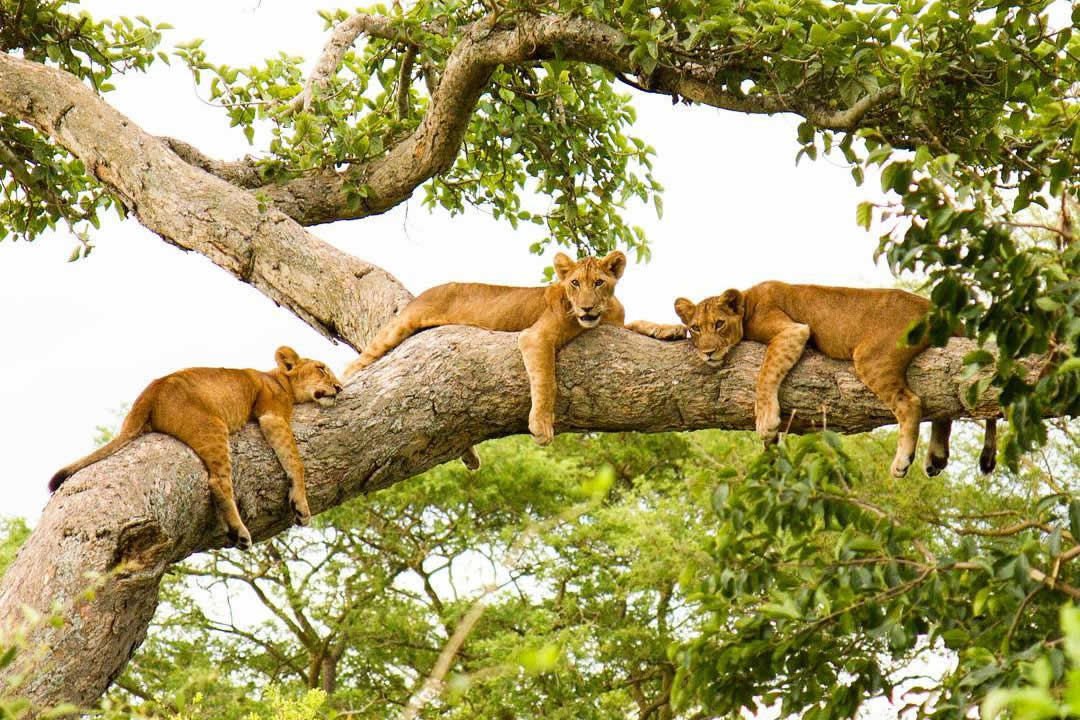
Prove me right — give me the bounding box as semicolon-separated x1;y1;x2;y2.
753;320;810;445
517;314;582;446
518;329;557;445
258;414;311;526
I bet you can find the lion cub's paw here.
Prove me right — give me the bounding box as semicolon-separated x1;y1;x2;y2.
924;452;949;477
290;495;312;527
754;404;780;445
460;447;482;471
228;525;253;551
890;453;912;479
343;358;364;380
529;412;554;446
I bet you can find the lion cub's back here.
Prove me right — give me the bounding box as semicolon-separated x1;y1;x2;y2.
749;281;932;359
147;367;262;435
411;283;551;332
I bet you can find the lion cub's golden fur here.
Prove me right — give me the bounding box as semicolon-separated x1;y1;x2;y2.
50;347;343;549
630;281;997;478
345;251;627;453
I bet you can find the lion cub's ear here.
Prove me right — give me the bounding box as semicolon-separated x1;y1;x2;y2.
719;288;745;317
553;252;575;280
674;298;696;324
275;346;301;371
600;251;627;280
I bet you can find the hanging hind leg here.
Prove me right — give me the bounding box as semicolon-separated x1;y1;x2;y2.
853;347;923;479
925;420;952;477
185;419;251;549
980;418;998;473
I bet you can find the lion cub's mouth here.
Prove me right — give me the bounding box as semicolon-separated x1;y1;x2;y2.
701;351;727;367
577;312;601;327
313;390;338;407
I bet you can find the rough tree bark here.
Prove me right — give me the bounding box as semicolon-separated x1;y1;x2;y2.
0;18;1009;717
1;326;1002;711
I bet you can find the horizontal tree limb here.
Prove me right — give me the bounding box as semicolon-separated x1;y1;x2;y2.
0;325;1006;711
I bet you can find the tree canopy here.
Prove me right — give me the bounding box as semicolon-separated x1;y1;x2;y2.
1;0;1079;716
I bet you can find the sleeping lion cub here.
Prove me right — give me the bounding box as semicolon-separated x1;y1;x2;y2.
50;347;343;549
629;281;997;478
345;251;627;458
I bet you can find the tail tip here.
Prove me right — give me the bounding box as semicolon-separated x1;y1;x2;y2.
48;470;70;493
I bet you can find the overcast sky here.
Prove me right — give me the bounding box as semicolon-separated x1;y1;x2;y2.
0;0;896;522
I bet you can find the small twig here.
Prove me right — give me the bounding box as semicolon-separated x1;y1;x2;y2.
396;44;417;119
1001;220;1074;241
420;56;440;96
399;587;491;720
398;498;598;717
1005;586;1043;650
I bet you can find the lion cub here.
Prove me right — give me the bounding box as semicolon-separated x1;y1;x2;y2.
629;282;997;478
50;347;343;550
345;251;627;454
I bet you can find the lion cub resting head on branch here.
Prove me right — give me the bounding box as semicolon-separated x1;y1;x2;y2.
629;281;997;479
345;251;627;460
50;347;343;550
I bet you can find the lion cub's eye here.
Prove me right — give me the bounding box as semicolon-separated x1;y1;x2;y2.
715;321;726;330
570;279;580;287
690;325;700;334
593;279;604;288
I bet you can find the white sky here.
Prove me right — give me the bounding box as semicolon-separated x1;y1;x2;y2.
0;0;895;523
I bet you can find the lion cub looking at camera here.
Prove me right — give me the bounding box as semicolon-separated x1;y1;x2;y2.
50;347;343;550
345;251;627;457
629;282;997;479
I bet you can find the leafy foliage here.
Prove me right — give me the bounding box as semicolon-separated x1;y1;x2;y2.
0;0;168;256
0;518;30;578
677;424;1080;719
111;433;720;719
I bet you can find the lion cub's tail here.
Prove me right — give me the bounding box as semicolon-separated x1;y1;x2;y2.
344;309;426;378
48;383;158;492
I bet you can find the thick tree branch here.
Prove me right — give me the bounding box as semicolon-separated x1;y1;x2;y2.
0;51;411;349
0;325;1016;713
157;14;902;228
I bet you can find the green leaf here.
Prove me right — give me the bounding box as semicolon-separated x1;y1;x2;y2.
1034;297;1061;312
0;645;15;670
808;24;831;46
942;628;969;649
856;201;873;230
973;587;990;616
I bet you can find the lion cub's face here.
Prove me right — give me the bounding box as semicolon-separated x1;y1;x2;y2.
675;290;745;366
554;251;627;328
275;346;344;408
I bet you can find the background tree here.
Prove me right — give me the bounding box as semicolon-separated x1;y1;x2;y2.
1;0;1077;714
